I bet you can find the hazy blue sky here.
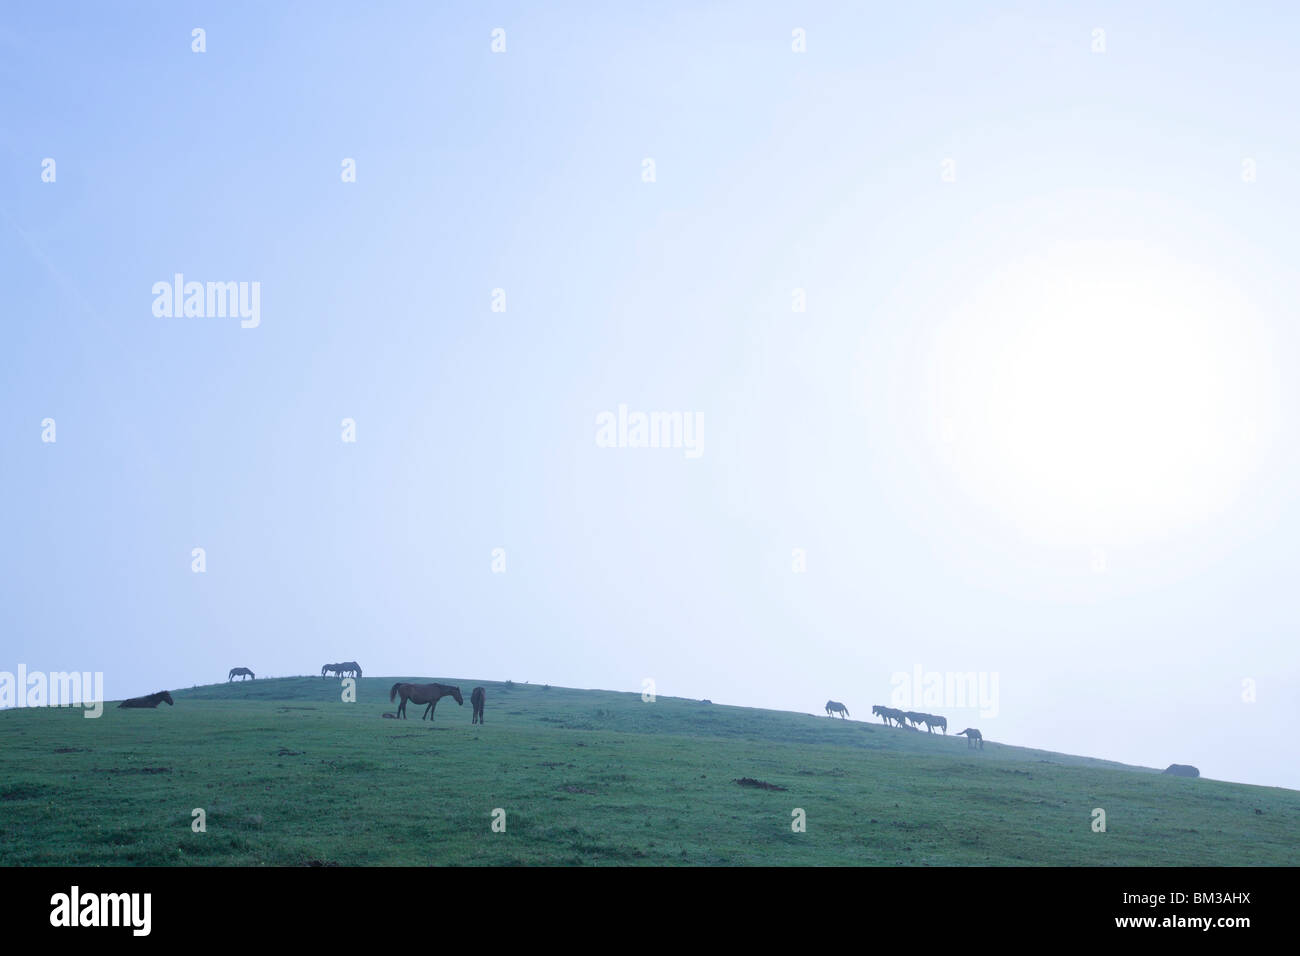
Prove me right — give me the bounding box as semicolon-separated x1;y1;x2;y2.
2;2;1297;793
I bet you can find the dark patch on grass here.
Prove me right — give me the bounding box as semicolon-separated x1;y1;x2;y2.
560;785;598;794
734;777;788;791
53;747;88;754
93;767;171;775
276;748;304;756
1;783;44;801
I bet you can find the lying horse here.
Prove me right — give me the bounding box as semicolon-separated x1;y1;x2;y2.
389;682;463;720
119;691;174;709
471;686;486;724
228;667;255;682
825;700;849;718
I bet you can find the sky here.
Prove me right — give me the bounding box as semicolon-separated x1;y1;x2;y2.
2;1;1298;792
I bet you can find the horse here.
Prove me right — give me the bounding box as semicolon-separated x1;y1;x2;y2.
873;705;906;727
228;667;255;682
321;663;342;679
905;710;930;730
825;700;849;719
471;686;486;724
118;691;174;709
338;661;362;680
389;682;463;720
921;714;947;734
956;728;983;749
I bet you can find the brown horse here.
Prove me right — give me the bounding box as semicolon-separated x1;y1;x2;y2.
228;667;254;682
389;682;463;720
119;691;174;709
471;686;486;724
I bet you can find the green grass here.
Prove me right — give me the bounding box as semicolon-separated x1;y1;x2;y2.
0;677;1295;865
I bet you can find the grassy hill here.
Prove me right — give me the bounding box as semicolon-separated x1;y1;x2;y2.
1;676;1295;866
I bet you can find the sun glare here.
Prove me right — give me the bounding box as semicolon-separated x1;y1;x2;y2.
931;242;1271;545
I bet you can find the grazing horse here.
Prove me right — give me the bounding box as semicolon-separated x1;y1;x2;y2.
920;713;947;734
825;700;849;719
389;682;463;720
471;686;486;724
338;661;362;680
228;667;255;682
119;691;174;709
321;663;342;679
956;728;983;749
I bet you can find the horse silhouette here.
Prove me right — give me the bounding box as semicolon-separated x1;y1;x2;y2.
872;705;906;727
338;661;362;680
321;663;342;679
918;713;947;734
956;728;983;749
825;700;849;718
228;667;254;682
389;682;463;720
119;691;174;709
471;686;486;724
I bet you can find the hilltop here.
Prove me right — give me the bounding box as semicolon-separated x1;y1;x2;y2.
0;677;1294;865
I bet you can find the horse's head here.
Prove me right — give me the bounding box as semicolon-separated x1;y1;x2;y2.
451;687;464;705
871;705;882;716
162;691;175;706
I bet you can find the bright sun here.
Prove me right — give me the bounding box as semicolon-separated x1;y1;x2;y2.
930;241;1271;545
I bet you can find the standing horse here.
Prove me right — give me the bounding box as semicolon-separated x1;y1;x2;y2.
471;686;486;724
228;667;255;682
956;728;983;749
389;682;463;720
825;700;849;718
322;663;342;679
338;661;362;680
921;714;947;734
119;691;174;709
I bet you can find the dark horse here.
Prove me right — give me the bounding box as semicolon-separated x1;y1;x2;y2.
119;691;174;709
228;667;254;682
471;686;486;724
338;661;362;680
389;682;463;720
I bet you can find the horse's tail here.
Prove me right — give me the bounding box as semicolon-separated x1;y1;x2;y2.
389;683;400;702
